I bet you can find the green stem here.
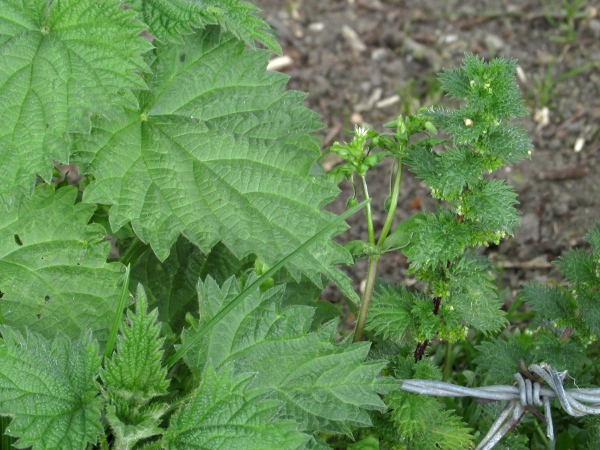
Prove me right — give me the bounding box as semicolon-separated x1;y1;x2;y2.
377;157;403;247
103;264;131;361
119;236;149;267
353;156;404;343
353;255;380;343
360;175;375;244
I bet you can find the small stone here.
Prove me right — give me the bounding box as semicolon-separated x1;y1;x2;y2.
484;34;504;51
342;25;367;53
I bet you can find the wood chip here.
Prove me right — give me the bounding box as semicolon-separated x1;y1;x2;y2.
376;95;400;108
342;25;367;53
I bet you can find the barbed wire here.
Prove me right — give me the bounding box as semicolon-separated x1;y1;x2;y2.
400;362;600;450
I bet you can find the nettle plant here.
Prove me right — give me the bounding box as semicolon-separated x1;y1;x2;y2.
1;1;596;449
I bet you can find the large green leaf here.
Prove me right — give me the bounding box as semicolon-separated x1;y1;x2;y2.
181;276;390;434
0;185;125;343
131;0;281;52
163;366;310;449
75;27;356;299
0;0;151;195
0;326;102;450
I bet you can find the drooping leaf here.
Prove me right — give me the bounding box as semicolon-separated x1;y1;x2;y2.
181;275;391;434
0;326;102;450
130;237;251;334
163;365;311;449
0;0;151;195
102;284;169;403
131;0;281;52
0;185;125;343
74;27;356;300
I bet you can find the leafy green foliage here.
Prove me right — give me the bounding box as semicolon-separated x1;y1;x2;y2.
3;1;583;446
102;284;169;402
164;366;310;449
181;275;392;434
131;0;280;52
0;185;125;343
0;0;151;195
102;284;169;448
0;327;102;449
74;27;356;300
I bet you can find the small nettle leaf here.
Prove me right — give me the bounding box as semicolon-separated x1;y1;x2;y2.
460;179;519;233
585;221;600;254
482;123;532;165
0;326;103;450
448;253;506;333
0;185;125;343
520;282;576;322
131;0;281;53
556;248;597;285
102;284;169;403
403;211;471;271
163;365;311;449
74;27;356;301
180;275;390;434
130;237;251;334
474;338;533;384
366;285;416;341
440;53;527;119
0;0;151;195
386;390;473;449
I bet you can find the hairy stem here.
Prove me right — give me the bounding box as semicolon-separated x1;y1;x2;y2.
360;175;375;244
353;255;380;343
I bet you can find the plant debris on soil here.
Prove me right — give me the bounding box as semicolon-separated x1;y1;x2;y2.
253;0;600;307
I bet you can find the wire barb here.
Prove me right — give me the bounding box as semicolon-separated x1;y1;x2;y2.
400;363;600;450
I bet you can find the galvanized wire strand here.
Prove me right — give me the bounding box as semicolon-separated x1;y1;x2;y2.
400;362;600;450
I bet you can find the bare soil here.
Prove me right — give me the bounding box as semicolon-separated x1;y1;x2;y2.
254;0;600;306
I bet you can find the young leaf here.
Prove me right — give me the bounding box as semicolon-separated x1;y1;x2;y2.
74;27;355;300
180;276;391;434
102;284;169;403
474;338;533;384
132;0;281;53
0;326;102;449
163;366;311;449
0;0;151;195
461;179;519;234
104;396;167;450
0;185;126;343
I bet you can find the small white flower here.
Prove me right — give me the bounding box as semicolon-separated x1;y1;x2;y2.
354;125;368;137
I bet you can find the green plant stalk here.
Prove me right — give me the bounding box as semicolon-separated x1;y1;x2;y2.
119;236;150;267
353;157;404;342
166;199;369;367
377;157;403;247
353;255;380;343
360;174;375;244
103;264;131;361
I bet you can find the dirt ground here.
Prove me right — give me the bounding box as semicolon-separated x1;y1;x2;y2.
253;0;600;305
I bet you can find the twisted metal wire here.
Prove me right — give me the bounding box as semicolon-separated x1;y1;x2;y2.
400;363;600;450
